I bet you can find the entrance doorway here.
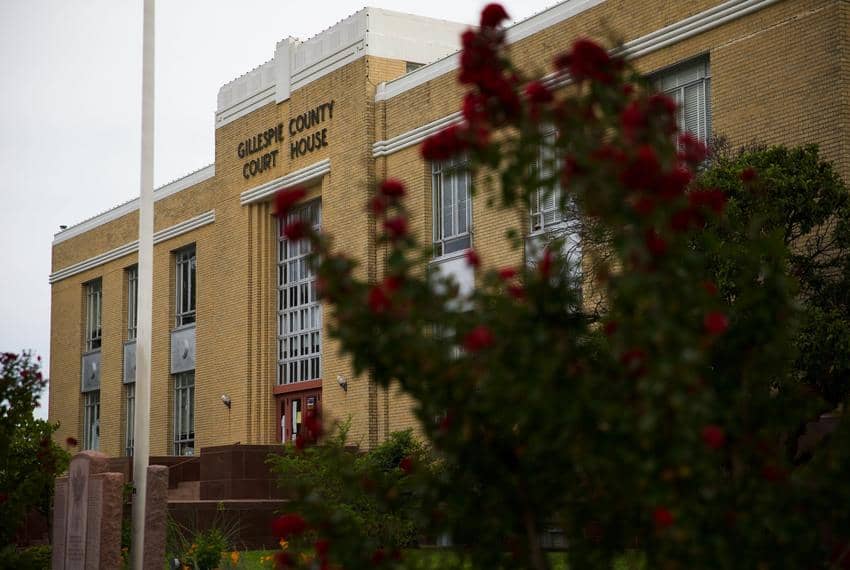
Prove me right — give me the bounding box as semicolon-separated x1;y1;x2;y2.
276;389;321;443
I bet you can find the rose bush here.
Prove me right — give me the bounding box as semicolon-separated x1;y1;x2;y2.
266;4;850;568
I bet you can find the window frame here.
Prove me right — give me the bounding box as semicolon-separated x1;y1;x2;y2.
173;371;195;456
175;246;196;328
277;200;323;386
124;383;135;456
82;390;100;450
654;57;712;143
432;155;472;258
84;279;102;352
127;265;138;341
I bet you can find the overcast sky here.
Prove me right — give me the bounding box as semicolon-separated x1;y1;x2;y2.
0;0;559;420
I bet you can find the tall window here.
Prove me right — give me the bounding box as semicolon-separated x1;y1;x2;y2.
83;390;100;450
84;279;102;351
173;372;195;456
656;58;711;142
278;201;322;385
125;383;135;456
175;246;196;327
432;156;471;257
127;265;138;340
530;129;565;234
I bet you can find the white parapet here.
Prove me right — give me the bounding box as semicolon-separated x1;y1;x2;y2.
215;7;468;128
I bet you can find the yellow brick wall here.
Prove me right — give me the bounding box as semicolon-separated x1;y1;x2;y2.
50;0;849;456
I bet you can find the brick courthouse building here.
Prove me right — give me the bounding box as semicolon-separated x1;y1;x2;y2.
49;0;850;459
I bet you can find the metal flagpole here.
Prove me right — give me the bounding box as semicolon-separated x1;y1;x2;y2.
132;0;154;567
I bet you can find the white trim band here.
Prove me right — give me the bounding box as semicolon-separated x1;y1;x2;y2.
49;210;215;284
53;165;215;245
372;0;781;158
375;0;779;104
372;112;463;158
240;158;330;205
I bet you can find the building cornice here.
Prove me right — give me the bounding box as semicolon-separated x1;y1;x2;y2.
52;164;215;246
375;0;780;103
372;112;462;158
372;0;781;157
49;210;215;284
240;159;331;206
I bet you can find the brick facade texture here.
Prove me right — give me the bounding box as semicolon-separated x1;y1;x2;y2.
50;0;850;456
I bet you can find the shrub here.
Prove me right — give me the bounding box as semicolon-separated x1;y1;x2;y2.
0;352;69;546
266;4;850;569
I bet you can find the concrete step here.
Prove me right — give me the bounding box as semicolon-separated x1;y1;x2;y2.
168;480;200;501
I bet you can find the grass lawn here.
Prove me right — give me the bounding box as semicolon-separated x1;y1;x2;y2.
229;549;645;569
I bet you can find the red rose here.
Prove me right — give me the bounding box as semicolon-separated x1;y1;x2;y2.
383;275;403;292
275;187;307;217
66;437;78;447
465;249;481;268
498;267;517;280
463;325;494;352
620;101;646;141
631;195;656;217
539;248;553;278
368;286;392;314
507;284;525;300
314;539;330;557
701;424;726;449
421;124;467;161
524;81;552;104
688;188;727;215
659;166;692;200
271;514;307;539
653;507;674;529
565;38;613;83
379;178;406;198
669;207;702;233
480;3;509;28
399;456;414;474
704;311;729;335
462;93;487;123
283;220;309;241
740;166;758;183
603;321;618;336
621;145;660;191
369;195;388;215
383;216;408;240
702;281;718;296
371;548;387;566
647;93;678;133
620;348;647;377
644;228;668;257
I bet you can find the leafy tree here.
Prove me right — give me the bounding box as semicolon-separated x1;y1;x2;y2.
0;352;69;546
267;4;850;568
699;143;850;407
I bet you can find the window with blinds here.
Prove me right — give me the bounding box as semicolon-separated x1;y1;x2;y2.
83;390;100;450
175;246;196;327
278;200;322;385
433;156;472;257
84;279;102;352
127;265;138;340
173;372;195;456
656;58;712;142
530;128;565;234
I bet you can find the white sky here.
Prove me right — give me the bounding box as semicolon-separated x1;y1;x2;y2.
0;0;560;420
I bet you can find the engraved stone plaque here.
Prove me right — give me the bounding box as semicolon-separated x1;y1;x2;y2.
52;479;68;570
123;340;137;384
84;478;102;570
170;325;196;373
65;456;91;569
81;350;101;392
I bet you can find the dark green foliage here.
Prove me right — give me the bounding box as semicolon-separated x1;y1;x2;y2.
0;353;69;546
700;143;850;406
269;423;436;560
0;544;51;570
